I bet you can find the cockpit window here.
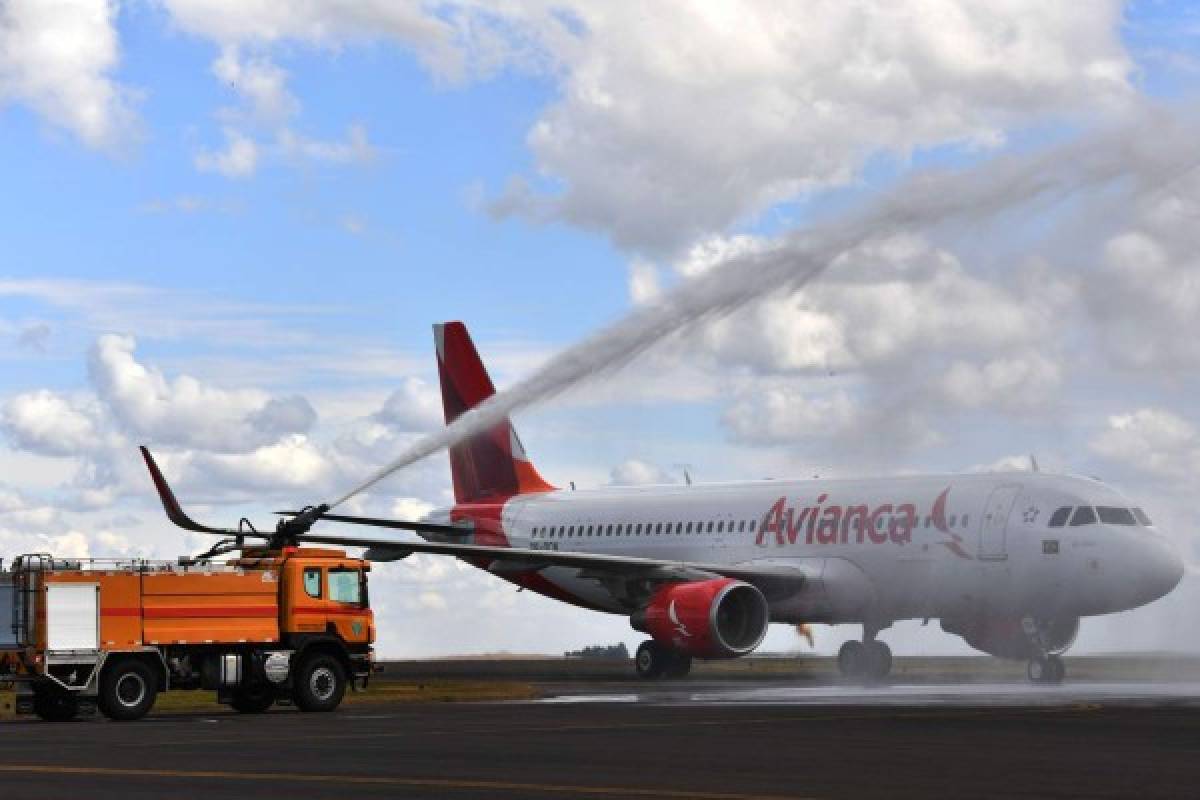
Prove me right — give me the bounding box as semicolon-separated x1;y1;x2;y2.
1069;506;1097;526
1097;507;1137;526
1132;508;1153;526
1048;507;1072;528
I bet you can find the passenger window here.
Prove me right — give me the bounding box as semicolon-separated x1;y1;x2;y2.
686;522;693;533
948;514;957;527
676;523;683;534
717;521;725;533
1097;507;1136;526
636;524;643;535
1133;508;1153;526
962;515;969;527
706;521;714;533
738;520;745;532
328;568;362;606
1070;506;1097;526
303;567;322;599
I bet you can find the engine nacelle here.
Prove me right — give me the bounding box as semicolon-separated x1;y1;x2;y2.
942;616;1079;660
630;578;769;658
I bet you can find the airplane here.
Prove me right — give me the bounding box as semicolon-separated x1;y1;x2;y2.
142;321;1186;685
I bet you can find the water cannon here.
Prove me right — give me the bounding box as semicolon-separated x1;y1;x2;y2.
270;503;330;547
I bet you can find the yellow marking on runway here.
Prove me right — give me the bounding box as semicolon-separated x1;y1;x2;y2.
0;764;815;799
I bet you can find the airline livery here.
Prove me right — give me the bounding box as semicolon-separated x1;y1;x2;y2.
146;322;1185;684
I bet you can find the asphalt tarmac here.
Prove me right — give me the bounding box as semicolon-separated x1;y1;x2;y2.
2;678;1198;799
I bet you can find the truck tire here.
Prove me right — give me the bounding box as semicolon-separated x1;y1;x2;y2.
230;683;275;714
292;653;346;712
98;659;158;721
32;685;78;722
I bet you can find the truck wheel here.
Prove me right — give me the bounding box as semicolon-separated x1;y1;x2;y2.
33;685;78;722
292;654;346;712
99;659;158;721
230;683;275;714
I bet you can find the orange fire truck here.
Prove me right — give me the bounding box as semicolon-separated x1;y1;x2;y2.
1;545;374;721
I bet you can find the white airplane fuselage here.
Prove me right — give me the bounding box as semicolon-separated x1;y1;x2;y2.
434;471;1183;632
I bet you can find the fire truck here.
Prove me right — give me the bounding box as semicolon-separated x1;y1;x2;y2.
1;545;374;722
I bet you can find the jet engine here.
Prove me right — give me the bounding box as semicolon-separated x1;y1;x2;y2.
942;615;1079;660
630;578;769;658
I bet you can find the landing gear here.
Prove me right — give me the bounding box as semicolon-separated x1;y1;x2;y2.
1027;654;1065;685
837;640;892;682
635;641;692;679
1021;616;1067;685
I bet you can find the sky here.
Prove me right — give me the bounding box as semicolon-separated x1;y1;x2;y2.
2;0;1200;658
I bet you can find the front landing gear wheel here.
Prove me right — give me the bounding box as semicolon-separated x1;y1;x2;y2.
1028;655;1065;685
635;640;668;679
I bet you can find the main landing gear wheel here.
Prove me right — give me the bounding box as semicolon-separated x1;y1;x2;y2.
635;640;667;678
664;652;693;679
837;640;892;682
1027;654;1065;685
635;641;693;680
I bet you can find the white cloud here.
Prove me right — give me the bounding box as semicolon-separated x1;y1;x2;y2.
15;323;51;353
1090;408;1200;482
211;45;297;124
723;387;859;445
391;497;434;521
2;390;109;456
0;0;137;149
609;459;677;486
190;434;333;492
490;0;1133;252
1083;170;1200;370
373;377;443;433
277;123;376;166
194;127;259;177
938;351;1062;413
88;334;316;453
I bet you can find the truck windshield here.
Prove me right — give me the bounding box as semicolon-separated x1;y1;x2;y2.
328;568;362;606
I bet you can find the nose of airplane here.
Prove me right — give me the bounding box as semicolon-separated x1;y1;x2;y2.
1135;534;1185;605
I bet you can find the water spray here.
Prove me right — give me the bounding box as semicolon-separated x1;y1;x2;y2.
328;108;1200;511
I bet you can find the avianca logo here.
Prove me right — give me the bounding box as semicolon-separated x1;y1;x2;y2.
668;600;690;638
754;487;972;559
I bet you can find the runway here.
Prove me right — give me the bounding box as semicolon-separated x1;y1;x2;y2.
2;676;1198;799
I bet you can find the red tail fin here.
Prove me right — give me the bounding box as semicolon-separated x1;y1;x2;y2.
434;321;555;503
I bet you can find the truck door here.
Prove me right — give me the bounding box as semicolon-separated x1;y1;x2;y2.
979;485;1021;561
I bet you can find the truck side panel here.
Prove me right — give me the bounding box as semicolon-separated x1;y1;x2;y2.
141;572;280;645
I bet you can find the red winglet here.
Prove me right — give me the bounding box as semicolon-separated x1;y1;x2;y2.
139;446;231;535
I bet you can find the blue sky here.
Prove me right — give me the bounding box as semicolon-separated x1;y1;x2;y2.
2;1;1200;656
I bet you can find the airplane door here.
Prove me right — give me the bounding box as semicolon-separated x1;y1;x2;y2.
979;485;1021;561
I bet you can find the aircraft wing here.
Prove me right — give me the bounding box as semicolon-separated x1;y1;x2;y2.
289;526;808;599
141;445;806;598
